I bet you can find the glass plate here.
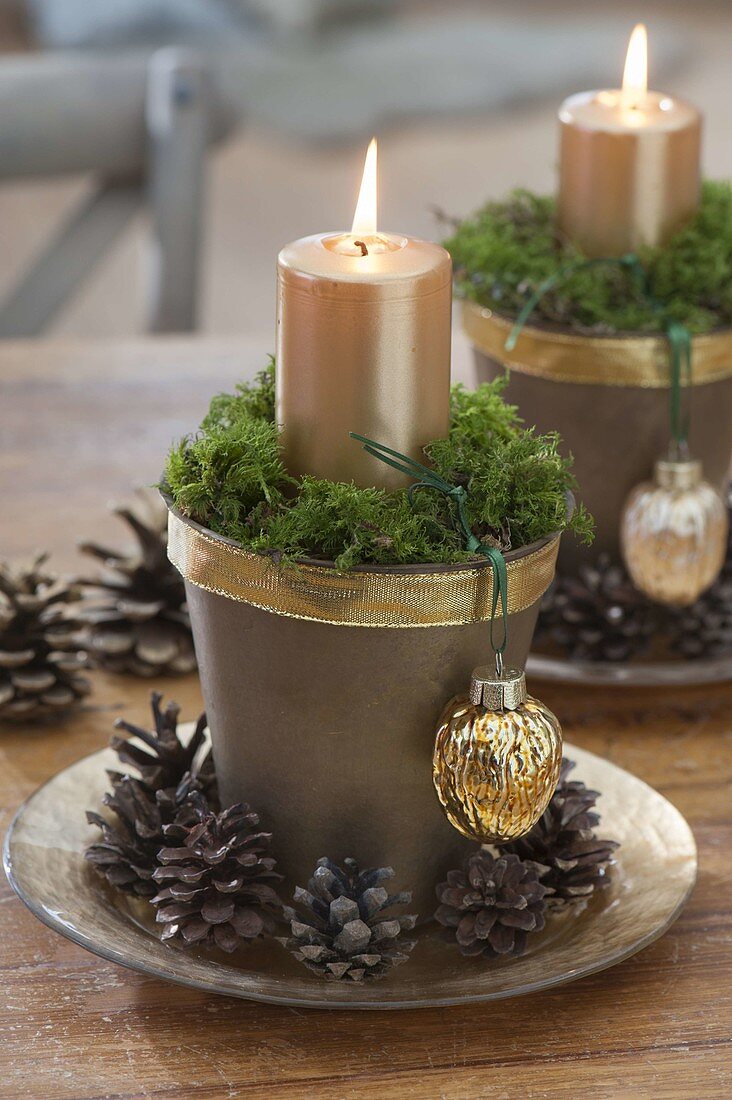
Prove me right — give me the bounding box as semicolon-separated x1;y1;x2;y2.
527;651;732;687
4;738;696;1010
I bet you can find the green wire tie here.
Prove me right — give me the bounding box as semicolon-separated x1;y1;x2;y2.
349;432;508;668
505;252;692;454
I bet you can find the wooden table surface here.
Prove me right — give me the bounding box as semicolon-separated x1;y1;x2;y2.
1;338;731;1100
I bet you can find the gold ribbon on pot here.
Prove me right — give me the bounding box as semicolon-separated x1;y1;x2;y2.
463;301;732;389
167;508;559;629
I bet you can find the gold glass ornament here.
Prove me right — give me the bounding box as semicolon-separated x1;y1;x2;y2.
433;665;563;844
620;458;729;607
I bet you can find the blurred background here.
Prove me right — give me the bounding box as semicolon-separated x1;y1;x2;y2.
0;0;730;343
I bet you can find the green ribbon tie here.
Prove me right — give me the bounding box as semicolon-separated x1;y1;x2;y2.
349;432;508;662
505;252;692;452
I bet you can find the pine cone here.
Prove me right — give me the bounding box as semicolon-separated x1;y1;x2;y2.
0;554;91;721
279;857;418;982
536;553;658;662
110;690;217;801
85;693;216;897
504;758;618;906
435;849;549;959
78;489;196;677
86;773;203;898
669;490;732;659
152;796;282;952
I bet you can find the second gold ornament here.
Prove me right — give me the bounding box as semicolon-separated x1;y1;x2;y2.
620;320;729;607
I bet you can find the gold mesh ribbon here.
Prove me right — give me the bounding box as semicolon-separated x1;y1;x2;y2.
168;509;559;628
463;301;732;388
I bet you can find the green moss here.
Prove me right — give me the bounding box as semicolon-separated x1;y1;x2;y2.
201;356;276;430
163;365;593;568
445;181;732;334
239;479;467;570
165;418;290;529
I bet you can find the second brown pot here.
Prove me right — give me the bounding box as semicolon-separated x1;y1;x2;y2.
463;301;732;574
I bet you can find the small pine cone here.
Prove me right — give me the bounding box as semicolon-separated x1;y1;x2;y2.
0;554;91;722
78;489;196;677
280;858;418;982
669;491;732;659
670;582;732;659
536;554;658;662
435;850;549;959
85;693;216;897
152;797;282;953
504;758;619;906
111;691;217;804
85;773;202;898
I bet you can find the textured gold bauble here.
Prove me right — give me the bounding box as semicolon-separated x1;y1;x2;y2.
432;668;563;844
620;458;729;608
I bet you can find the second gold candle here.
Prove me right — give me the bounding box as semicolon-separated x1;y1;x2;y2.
557;24;701;257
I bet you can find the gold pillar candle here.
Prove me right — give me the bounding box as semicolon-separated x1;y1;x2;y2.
276;139;452;489
558;24;701;257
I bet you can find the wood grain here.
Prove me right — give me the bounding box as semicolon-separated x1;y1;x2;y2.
1;338;731;1099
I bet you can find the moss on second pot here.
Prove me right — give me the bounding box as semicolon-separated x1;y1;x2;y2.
445;181;732;336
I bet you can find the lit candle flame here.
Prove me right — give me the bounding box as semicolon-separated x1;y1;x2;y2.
351;137;378;239
622;23;648;107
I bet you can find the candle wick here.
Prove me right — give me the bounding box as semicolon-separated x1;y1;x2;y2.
354;240;369;257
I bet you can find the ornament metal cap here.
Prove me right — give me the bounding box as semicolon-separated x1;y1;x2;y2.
654;458;702;492
469;666;527;711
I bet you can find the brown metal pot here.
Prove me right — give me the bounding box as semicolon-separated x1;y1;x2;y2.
463;301;732;574
167;507;562;919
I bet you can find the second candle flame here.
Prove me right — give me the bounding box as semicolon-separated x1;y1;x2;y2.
351;138;378;239
622;23;648;106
